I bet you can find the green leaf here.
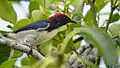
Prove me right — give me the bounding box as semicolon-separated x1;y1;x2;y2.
119;31;120;37
0;46;10;64
73;40;80;49
8;0;20;3
33;54;67;68
12;19;32;30
95;0;107;12
12;49;23;58
85;9;96;26
74;27;117;66
22;66;30;68
40;40;53;56
111;13;120;23
33;56;55;68
108;24;120;37
59;24;81;53
60;30;77;53
0;58;17;68
51;0;64;3
29;1;40;14
31;0;51;10
72;0;84;15
0;0;17;24
118;0;120;5
85;0;107;26
59;27;117;66
22;57;37;66
31;9;49;21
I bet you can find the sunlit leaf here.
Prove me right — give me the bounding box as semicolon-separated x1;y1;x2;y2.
31;0;51;9
85;9;96;26
72;0;84;15
51;0;64;3
111;13;120;23
22;57;37;66
33;54;67;68
8;0;20;3
31;9;49;21
0;0;17;24
108;24;120;37
60;30;77;53
0;58;17;68
12;49;23;58
119;31;120;37
95;0;107;12
29;1;40;14
40;40;53;56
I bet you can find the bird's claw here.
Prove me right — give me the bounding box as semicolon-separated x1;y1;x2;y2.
27;47;33;56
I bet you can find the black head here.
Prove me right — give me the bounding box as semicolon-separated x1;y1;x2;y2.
48;13;76;31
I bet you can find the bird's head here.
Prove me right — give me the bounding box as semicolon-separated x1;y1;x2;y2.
48;13;76;30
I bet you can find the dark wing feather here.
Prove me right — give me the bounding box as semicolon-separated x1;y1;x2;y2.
14;20;50;33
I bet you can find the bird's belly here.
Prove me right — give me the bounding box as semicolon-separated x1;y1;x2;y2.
35;29;58;45
7;29;58;46
15;30;37;39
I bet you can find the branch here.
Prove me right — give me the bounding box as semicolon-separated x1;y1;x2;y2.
0;34;44;60
105;0;118;32
67;42;97;68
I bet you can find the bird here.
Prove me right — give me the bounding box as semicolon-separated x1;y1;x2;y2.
4;13;76;55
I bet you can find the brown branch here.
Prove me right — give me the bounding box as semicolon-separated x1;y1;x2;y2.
0;34;44;60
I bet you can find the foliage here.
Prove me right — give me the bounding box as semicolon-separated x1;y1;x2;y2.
0;0;120;68
0;0;16;23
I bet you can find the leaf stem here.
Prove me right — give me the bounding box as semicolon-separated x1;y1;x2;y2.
88;0;98;27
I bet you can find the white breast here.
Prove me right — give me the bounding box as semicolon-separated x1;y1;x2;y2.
7;29;58;46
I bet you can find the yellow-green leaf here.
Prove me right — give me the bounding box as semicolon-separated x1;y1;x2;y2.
0;58;17;68
0;0;17;24
109;24;120;37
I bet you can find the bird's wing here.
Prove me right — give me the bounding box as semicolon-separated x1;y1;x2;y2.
36;23;50;31
14;20;50;33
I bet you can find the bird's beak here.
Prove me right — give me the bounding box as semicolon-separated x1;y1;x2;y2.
70;20;77;24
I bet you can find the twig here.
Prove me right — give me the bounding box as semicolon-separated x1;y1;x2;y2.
105;0;118;32
0;34;44;60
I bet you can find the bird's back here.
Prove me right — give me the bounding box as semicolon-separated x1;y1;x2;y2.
14;20;49;33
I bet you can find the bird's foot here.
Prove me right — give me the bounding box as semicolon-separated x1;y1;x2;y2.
27;48;33;56
26;45;33;56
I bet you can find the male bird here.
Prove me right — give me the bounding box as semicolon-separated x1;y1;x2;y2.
5;13;76;54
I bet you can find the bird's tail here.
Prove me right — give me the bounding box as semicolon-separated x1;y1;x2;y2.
3;33;8;37
3;31;13;37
